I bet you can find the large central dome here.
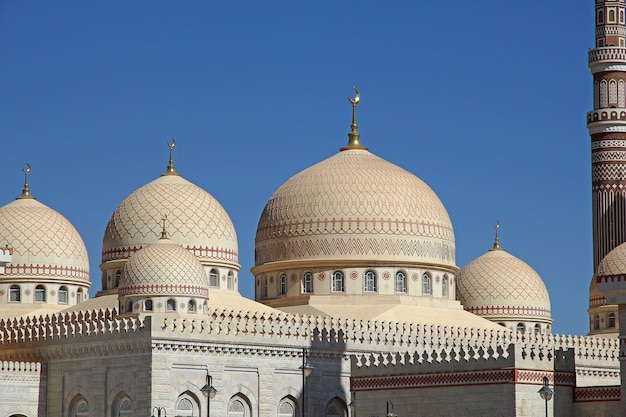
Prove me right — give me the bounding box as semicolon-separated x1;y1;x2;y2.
255;149;455;267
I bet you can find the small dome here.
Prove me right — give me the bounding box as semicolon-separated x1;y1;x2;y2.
255;149;455;267
119;238;208;298
596;241;626;277
589;276;607;310
0;198;90;282
102;174;238;266
456;244;551;324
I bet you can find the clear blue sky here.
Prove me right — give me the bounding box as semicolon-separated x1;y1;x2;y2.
0;1;594;336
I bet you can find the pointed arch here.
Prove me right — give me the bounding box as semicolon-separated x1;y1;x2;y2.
228;394;252;417
325;397;347;417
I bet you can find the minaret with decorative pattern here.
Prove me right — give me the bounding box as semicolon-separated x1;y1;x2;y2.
588;0;626;270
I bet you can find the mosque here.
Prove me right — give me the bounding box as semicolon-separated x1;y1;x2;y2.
0;1;625;416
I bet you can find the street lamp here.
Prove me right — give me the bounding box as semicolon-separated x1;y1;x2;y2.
151;407;167;417
299;348;314;417
386;401;397;417
200;371;217;417
537;376;554;417
348;392;359;417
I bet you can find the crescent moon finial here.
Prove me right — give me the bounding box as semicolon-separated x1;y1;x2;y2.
17;162;34;200
160;213;169;239
492;221;502;250
348;86;360;106
163;137;180;176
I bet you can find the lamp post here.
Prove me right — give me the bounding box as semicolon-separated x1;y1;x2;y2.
348;392;359;417
299;348;314;417
151;407;167;417
386;401;397;417
537;376;554;417
200;371;217;417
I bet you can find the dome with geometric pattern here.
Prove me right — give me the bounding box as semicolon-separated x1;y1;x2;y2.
102;174;238;267
0;195;90;284
456;233;551;331
254;149;455;267
119;237;209;298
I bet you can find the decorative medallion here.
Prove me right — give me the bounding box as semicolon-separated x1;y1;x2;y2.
350;271;358;280
108;276;111;281
412;273;419;282
222;274;226;281
318;272;326;281
435;275;440;283
180;303;185;309
25;289;31;295
157;302;163;309
383;271;391;280
270;276;274;283
290;273;297;282
71;292;75;298
50;290;56;296
134;303;139;310
0;290;4;296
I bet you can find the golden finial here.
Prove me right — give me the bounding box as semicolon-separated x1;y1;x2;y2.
162;138;180;176
491;221;502;251
160;214;169;239
341;87;368;151
16;163;35;200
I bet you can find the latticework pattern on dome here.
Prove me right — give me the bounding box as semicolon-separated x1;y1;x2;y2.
589;276;608;308
119;239;208;297
596;241;626;276
0;198;89;281
255;149;455;266
102;175;238;264
456;249;551;319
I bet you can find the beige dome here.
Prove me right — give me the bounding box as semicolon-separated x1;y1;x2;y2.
456;246;551;322
596;241;626;277
0;197;89;282
102;174;238;266
119;237;208;297
589;275;607;309
255;149;455;267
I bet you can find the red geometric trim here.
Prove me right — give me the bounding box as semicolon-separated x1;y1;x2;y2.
118;284;208;297
597;274;626;284
574;386;620;402
589;295;607;308
102;244;238;263
464;305;551;318
352;368;563;391
4;264;89;281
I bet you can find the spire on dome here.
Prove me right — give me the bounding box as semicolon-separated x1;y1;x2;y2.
162;138;181;176
160;214;169;239
340;87;368;151
490;221;502;251
16;163;35;200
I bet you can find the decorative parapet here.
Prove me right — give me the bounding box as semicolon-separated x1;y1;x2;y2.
0;308;144;345
0;361;40;374
589;47;626;64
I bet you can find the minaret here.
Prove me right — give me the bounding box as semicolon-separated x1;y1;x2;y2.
588;0;626;270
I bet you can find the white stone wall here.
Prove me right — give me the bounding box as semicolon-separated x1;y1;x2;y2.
0;361;43;417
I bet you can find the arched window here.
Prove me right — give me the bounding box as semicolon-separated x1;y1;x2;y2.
332;271;344;292
442;275;449;298
58;286;68;304
534;324;541;335
176;393;199;417
325;397;347;417
71;396;89;417
516;323;525;333
262;277;268;298
188;300;196;312
422;273;431;295
145;299;153;311
166;299;176;311
594;81;600;109
228;395;251;417
395;271;406;293
77;288;84;302
619;80;625;107
279;274;287;295
228;271;234;290
9;285;20;302
610;79;618;104
609;8;616;22
115;269;122;288
278;397;297;417
601;80;608;107
114;394;132;417
598;9;604;24
125;300;132;313
364;270;377;292
608;312;616;328
303;272;313;293
594;314;600;330
209;269;219;287
35;285;46;302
